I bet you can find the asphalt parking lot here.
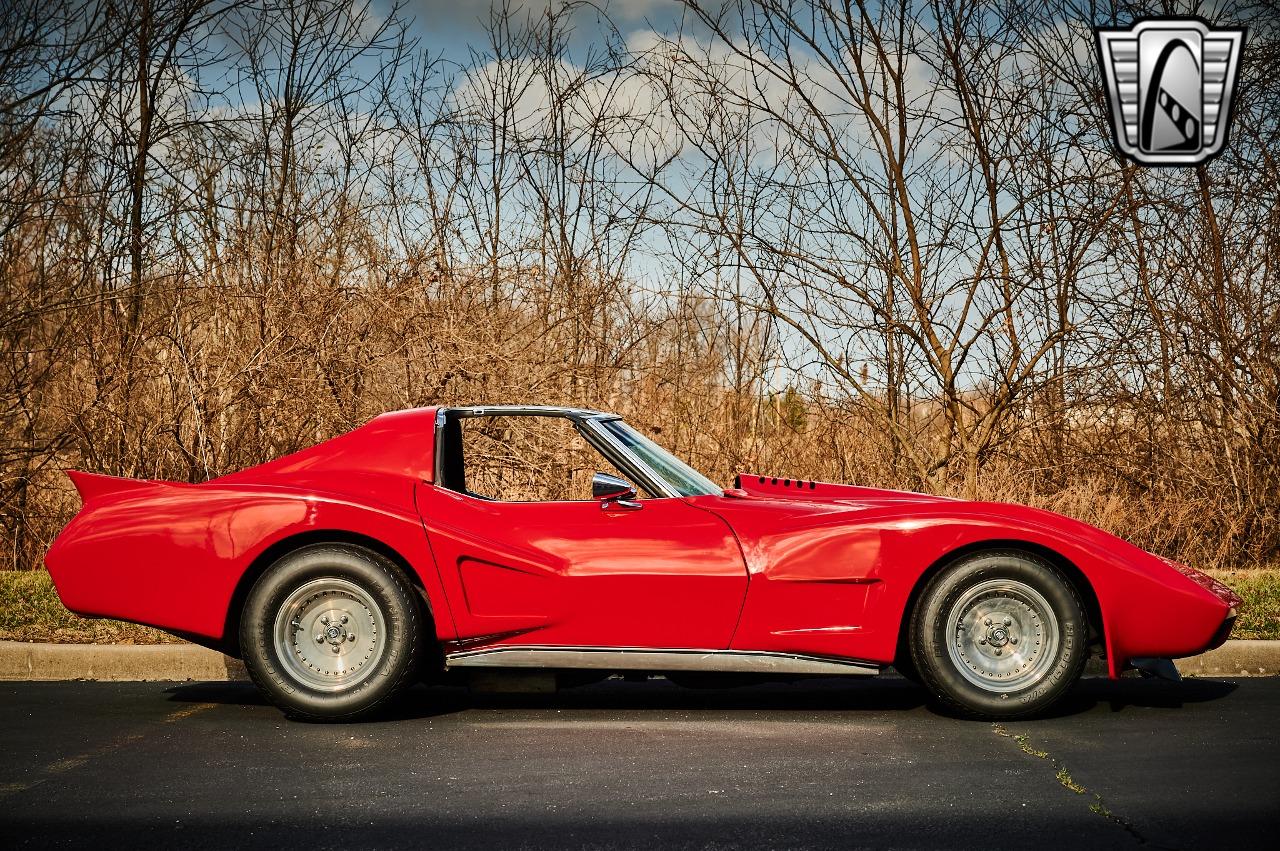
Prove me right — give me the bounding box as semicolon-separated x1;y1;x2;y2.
2;675;1278;849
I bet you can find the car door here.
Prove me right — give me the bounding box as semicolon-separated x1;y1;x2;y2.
416;413;747;650
418;485;747;650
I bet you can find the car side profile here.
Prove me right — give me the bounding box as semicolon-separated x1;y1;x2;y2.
44;405;1241;720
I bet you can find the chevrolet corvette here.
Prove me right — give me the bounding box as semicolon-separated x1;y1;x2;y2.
44;405;1240;720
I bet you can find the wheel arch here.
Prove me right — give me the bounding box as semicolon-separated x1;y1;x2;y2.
894;538;1105;672
221;529;435;658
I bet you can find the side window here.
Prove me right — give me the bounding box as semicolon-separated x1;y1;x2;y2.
453;415;643;502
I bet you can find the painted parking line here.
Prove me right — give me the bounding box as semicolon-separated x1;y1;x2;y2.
163;701;218;723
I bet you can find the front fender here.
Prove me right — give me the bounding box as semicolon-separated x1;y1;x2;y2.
697;495;1235;674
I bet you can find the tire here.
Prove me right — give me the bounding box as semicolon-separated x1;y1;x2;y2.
908;550;1088;719
240;544;422;721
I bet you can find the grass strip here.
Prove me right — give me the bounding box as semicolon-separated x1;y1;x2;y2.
1204;568;1280;640
0;570;181;644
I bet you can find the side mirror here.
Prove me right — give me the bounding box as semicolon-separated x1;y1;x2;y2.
592;472;640;510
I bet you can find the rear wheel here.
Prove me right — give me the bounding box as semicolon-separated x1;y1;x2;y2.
909;550;1087;719
240;544;421;721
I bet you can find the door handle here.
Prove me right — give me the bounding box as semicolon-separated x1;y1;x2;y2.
601;497;643;512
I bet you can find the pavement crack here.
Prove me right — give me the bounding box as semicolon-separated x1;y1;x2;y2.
992;723;1162;848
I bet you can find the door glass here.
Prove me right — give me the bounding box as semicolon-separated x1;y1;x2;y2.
456;415;641;502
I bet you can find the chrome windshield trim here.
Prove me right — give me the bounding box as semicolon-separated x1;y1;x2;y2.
579;417;681;499
590;418;721;498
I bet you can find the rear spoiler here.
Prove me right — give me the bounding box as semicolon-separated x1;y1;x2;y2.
66;471;159;504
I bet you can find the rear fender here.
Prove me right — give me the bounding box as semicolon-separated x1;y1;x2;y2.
66;470;161;503
44;483;457;646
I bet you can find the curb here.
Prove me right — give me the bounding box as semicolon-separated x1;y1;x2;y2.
2;639;1278;682
0;640;247;682
1174;639;1280;678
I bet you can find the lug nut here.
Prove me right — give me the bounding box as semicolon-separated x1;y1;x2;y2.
984;618;992;626
1011;637;1019;645
341;615;349;624
994;648;1003;655
315;634;325;643
1004;617;1012;626
321;616;330;625
978;637;987;645
348;633;356;642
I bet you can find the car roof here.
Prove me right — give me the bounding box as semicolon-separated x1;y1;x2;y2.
442;405;619;421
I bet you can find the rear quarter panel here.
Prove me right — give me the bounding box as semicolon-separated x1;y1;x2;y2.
44;483;456;646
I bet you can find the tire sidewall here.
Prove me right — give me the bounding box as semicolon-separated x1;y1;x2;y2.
912;552;1087;718
240;545;419;720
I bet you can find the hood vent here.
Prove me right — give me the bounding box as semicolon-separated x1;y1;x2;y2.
734;474;819;491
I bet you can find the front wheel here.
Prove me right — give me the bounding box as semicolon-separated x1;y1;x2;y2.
908;551;1088;719
240;544;422;721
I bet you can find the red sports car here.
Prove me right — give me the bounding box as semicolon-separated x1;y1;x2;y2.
45;405;1240;720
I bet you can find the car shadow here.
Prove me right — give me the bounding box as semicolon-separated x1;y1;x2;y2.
1049;674;1238;716
163;673;1240;722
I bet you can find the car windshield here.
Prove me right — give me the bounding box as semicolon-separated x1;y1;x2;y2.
599;419;721;497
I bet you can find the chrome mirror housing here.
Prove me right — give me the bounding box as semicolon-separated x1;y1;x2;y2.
592;472;636;502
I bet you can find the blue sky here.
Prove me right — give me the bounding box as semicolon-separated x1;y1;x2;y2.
395;0;698;60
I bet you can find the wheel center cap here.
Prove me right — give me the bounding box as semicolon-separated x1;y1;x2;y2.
326;626;342;641
989;627;1009;646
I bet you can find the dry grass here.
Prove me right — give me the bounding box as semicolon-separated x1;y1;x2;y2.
1205;569;1280;640
3;566;1276;645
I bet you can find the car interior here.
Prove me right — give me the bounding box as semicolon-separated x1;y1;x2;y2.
435;411;644;502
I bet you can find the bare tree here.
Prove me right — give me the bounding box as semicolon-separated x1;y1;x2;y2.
2;0;1278;572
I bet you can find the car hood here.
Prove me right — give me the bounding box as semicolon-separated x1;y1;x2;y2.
714;473;1168;586
720;472;1239;610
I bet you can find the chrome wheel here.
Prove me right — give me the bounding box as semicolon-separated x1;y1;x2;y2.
272;577;386;692
946;578;1060;693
